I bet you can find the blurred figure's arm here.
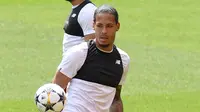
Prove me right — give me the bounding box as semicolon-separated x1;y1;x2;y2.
84;33;95;41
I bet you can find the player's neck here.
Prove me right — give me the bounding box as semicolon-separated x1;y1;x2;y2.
71;0;85;6
96;45;113;53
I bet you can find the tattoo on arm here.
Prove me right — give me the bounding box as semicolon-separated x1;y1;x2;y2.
110;85;123;112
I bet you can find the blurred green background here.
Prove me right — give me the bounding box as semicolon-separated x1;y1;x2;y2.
0;0;200;111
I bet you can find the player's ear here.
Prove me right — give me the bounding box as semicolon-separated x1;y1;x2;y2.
116;22;120;31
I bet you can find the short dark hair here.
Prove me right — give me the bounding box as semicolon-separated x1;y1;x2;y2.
94;4;119;23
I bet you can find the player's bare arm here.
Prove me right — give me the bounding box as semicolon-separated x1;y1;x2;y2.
52;70;71;90
84;33;95;41
110;85;123;112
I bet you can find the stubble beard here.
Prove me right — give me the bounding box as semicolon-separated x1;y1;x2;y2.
99;44;110;48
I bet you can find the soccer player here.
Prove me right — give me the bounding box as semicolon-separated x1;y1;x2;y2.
53;4;130;112
63;0;96;53
61;0;96;91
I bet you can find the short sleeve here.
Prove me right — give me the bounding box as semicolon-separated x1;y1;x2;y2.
78;4;97;36
58;43;88;78
118;48;130;85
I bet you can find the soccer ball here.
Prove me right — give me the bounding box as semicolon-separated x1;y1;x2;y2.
34;83;66;112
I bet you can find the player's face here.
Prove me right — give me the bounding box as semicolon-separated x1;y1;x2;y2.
94;13;120;49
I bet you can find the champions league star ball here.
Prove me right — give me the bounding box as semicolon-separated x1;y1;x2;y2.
34;83;66;112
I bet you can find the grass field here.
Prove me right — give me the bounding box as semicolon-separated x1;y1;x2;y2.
0;0;200;112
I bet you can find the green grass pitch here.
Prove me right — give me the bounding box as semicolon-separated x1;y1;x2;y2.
0;0;200;111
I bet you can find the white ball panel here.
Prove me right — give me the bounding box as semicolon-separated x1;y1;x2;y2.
49;91;60;103
52;101;64;112
52;84;65;95
38;92;48;104
46;110;54;112
36;102;46;112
